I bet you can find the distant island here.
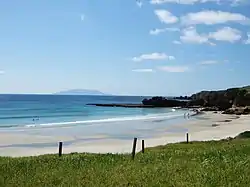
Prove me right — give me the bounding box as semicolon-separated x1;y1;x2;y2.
55;89;107;96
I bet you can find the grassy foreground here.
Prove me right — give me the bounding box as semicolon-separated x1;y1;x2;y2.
1;139;250;187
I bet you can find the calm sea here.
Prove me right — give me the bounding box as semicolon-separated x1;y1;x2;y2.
0;94;188;129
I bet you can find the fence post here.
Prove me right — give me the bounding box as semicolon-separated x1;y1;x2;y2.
132;138;137;160
142;140;145;153
186;133;189;143
59;142;63;156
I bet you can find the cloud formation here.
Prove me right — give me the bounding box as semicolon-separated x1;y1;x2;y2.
154;10;178;24
132;69;154;72
208;27;242;43
132;53;175;61
244;32;250;44
136;0;143;7
181;11;250;25
199;60;219;65
173;40;182;44
149;27;180;35
150;0;246;5
180;27;242;44
158;66;189;72
80;14;85;21
151;0;214;5
180;27;211;44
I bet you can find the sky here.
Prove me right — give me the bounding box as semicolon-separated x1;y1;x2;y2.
0;0;250;96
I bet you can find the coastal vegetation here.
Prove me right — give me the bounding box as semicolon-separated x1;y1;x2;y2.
1;133;250;186
142;86;250;114
88;86;250;115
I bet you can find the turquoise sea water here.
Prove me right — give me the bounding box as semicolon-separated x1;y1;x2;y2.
0;94;199;149
0;95;192;137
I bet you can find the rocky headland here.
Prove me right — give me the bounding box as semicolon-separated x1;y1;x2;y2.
88;86;250;115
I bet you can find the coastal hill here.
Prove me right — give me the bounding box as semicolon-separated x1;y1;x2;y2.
55;89;107;96
188;86;250;108
142;85;250;114
88;85;250;114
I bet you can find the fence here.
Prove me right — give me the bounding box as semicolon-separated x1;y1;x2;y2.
57;132;190;159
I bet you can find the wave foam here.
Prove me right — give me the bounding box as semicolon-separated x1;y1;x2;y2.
25;112;187;128
25;124;36;128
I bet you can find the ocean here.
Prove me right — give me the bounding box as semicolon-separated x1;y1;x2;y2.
0;95;191;138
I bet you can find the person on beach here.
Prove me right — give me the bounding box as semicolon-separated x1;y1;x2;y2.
32;116;40;123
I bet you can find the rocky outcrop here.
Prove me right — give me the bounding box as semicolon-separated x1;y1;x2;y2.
186;99;206;107
188;87;250;110
233;93;250;107
222;107;250;115
142;97;187;107
141;86;250;111
87;104;155;108
87;86;250;112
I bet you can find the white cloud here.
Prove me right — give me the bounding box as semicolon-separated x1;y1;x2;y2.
151;0;246;5
199;60;219;65
151;0;204;5
151;0;228;5
149;27;180;35
154;10;178;24
158;66;189;72
208;27;242;43
180;27;210;44
165;27;180;32
132;53;175;61
168;56;175;60
231;0;248;6
0;70;5;74
136;0;143;7
132;69;154;72
180;26;241;44
80;14;85;21
181;11;250;25
150;28;166;35
173;40;182;44
244;32;250;44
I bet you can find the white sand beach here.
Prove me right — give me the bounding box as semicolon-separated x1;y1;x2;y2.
0;112;250;157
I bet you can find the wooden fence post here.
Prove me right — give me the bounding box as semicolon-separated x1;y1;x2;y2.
142;140;145;153
132;138;137;160
186;133;189;143
59;142;63;156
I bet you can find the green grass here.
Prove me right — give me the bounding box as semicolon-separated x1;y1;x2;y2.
1;139;250;187
242;86;250;93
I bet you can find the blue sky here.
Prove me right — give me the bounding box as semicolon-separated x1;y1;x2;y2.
0;0;250;96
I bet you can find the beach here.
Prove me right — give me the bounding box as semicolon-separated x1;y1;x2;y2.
1;111;250;157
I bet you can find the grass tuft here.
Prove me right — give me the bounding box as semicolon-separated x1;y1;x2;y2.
1;139;250;186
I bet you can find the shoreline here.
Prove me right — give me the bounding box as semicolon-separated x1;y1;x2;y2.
0;112;250;157
0;108;189;129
